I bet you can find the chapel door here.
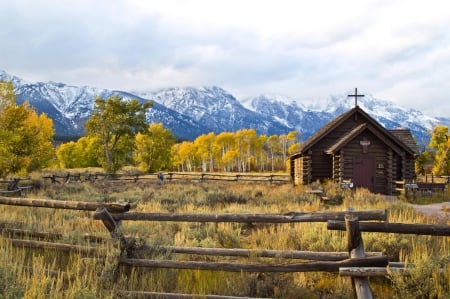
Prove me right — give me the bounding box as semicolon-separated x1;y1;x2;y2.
353;157;375;192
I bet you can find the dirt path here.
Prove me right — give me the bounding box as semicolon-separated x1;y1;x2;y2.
410;202;450;218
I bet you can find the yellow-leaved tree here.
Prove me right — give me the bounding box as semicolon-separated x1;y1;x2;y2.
134;123;175;172
194;132;216;172
85;95;152;173
0;81;55;177
214;132;236;172
56;136;101;168
429;125;450;176
172;141;198;172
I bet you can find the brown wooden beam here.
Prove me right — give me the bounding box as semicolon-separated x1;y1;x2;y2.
0;225;106;243
328;221;450;236
142;246;382;261
0;196;130;213
6;238;106;256
119;255;388;272
116;290;269;299
345;216;373;299
339;267;406;277
105;210;387;223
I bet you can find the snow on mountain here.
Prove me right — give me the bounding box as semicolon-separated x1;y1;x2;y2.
14;81;119;135
245;93;449;146
243;94;331;141
0;70;204;138
137;86;291;136
1;69;449;144
0;70;24;86
242;94;309;131
0;71;290;139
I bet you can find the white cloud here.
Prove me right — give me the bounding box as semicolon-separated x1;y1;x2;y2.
2;0;450;117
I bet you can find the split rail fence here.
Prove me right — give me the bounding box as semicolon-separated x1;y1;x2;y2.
0;178;32;196
395;177;449;198
1;195;450;299
42;172;291;185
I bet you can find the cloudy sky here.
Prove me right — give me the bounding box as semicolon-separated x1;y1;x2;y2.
2;0;450;117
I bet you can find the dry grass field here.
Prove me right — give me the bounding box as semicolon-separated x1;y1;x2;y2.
0;172;449;298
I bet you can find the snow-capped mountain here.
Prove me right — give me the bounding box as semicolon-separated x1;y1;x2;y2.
0;70;206;138
1;70;449;145
242;94;326;139
0;70;290;139
138;86;288;136
243;93;450;146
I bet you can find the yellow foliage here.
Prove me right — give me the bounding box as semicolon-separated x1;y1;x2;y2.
0;83;55;177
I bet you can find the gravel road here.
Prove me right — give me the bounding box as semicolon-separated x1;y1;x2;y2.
410;202;450;218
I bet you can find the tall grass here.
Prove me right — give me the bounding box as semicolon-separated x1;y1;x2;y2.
0;176;449;298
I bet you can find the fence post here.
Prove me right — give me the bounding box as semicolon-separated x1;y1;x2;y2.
94;208;121;236
94;208;129;254
64;173;71;184
51;174;58;184
345;214;373;299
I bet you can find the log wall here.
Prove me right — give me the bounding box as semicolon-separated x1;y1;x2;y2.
290;109;416;195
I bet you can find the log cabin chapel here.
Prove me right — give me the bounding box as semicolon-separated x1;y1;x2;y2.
288;88;419;195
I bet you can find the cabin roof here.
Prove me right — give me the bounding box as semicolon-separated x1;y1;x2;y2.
289;106;417;159
389;129;419;155
324;123;367;154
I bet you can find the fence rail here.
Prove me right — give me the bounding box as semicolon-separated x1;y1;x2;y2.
1;195;450;299
0;178;32;196
0;196;130;212
42;172;292;184
328;220;450;236
97;209;387;223
132;245;383;261
118;255;388;273
395;179;448;198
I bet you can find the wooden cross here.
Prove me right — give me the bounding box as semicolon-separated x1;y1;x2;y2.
360;137;371;154
348;88;364;107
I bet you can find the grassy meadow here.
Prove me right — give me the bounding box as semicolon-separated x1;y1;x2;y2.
0;171;450;298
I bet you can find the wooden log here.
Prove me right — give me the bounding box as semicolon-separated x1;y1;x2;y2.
346;216;363;253
119;255;388;273
0;227;106;243
0;196;130;213
339;267;407;277
388;262;406;268
116;290;269;299
107;210;387;223
346;216;373;299
328;221;450;236
94;208;129;255
136;172;290;184
140;245;382;261
7;238;105;256
94;208;121;234
1;227;62;241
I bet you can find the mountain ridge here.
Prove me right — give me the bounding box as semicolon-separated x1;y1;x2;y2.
1;70;449;145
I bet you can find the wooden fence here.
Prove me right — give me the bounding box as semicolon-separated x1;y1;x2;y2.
0;178;32;196
42;172;292;185
395;179;448;199
1;195;450;298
